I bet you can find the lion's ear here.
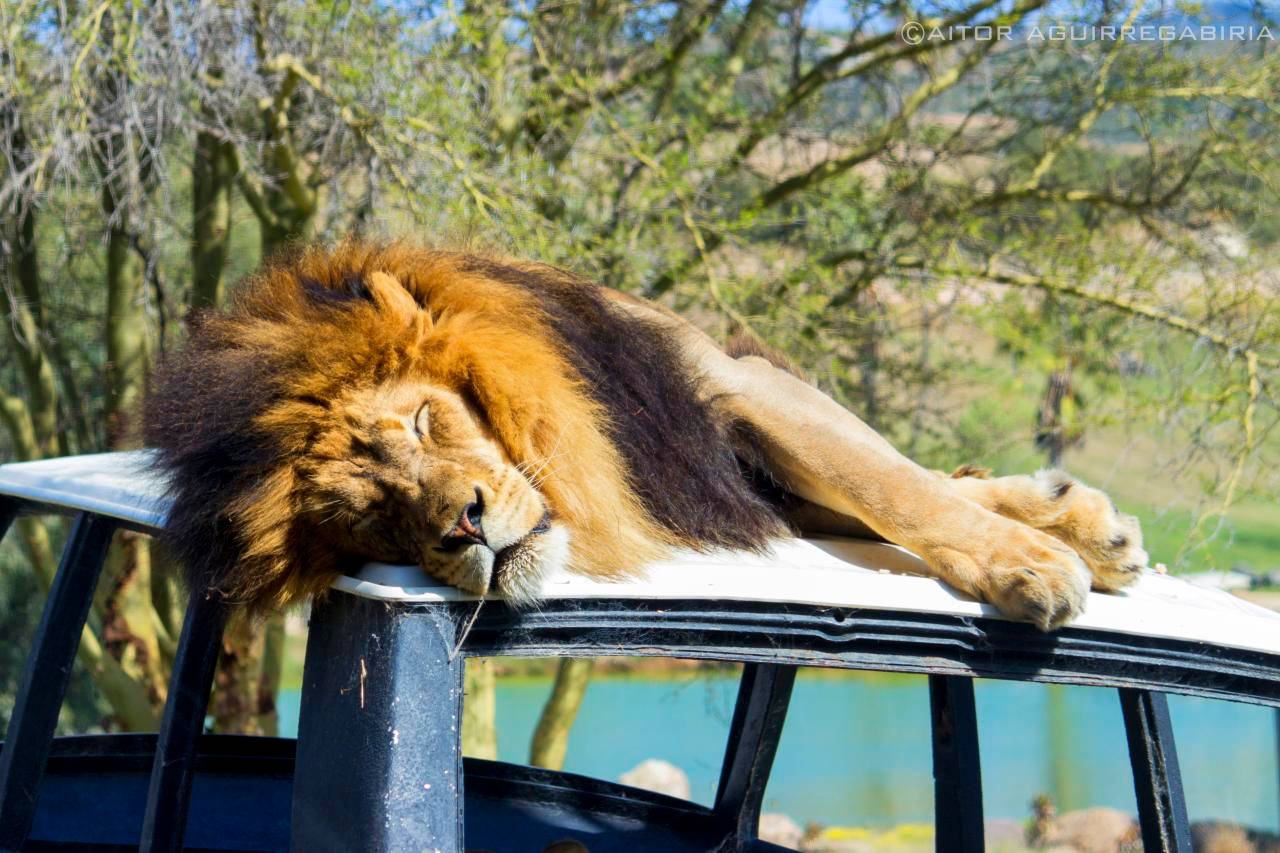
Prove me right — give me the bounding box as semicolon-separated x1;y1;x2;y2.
366;271;419;326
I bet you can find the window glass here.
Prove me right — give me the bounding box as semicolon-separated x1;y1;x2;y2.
977;681;1139;850
1168;693;1279;835
480;656;741;807
761;669;934;850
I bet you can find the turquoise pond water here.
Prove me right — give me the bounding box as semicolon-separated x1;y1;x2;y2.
277;672;1280;830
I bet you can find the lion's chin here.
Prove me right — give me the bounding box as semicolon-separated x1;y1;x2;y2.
493;523;570;607
434;523;570;606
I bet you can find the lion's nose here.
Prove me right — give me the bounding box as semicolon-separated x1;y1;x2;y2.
441;487;486;548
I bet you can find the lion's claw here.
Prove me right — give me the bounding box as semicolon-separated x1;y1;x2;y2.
986;552;1090;631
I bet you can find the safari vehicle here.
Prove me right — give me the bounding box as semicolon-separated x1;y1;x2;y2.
0;451;1278;852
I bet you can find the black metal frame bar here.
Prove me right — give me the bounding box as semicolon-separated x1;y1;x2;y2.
714;662;797;848
0;498;18;544
139;588;229;852
1120;688;1192;852
929;675;984;853
0;511;117;847
456;598;1280;708
291;593;466;852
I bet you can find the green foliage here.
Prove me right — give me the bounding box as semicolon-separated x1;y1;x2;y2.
0;539;106;734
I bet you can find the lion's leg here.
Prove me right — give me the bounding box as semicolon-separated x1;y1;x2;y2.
706;356;1091;628
603;289;1087;629
942;468;1147;592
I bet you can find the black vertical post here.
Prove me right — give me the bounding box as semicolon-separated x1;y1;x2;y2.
714;662;797;849
929;675;984;853
0;512;116;847
291;595;466;853
138;589;229;852
1119;688;1192;853
0;497;18;541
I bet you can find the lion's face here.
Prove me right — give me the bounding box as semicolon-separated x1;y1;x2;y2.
148;246;678;613
300;376;569;604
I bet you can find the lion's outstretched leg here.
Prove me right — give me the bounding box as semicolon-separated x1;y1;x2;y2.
712;357;1091;628
944;468;1147;592
606;290;1089;629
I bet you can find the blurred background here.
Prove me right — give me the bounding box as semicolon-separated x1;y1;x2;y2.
2;0;1279;848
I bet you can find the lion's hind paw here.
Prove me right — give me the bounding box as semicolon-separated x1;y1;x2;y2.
1028;470;1148;592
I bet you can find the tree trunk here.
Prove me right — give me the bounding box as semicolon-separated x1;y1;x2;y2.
257;614;284;737
2;205;62;457
102;188;150;447
211;614;278;735
191;127;234;311
94;107;169;727
1036;366;1079;468
0;168;161;731
530;658;594;770
462;658;498;759
204;5;322;729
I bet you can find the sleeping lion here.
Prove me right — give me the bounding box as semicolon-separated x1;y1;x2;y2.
144;242;1147;630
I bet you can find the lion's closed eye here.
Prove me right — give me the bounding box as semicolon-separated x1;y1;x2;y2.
413;401;430;440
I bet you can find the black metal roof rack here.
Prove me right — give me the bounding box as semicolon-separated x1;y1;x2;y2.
1;452;1278;852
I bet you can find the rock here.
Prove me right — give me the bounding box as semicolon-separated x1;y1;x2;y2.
1192;820;1280;853
1034;806;1139;852
758;813;804;849
618;758;691;800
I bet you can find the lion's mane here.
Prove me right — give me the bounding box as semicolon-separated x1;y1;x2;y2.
144;243;789;610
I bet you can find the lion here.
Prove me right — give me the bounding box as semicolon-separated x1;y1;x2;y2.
143;242;1148;630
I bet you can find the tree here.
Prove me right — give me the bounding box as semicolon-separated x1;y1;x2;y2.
530;659;595;771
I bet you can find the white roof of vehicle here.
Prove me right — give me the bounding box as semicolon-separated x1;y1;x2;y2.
2;451;1278;655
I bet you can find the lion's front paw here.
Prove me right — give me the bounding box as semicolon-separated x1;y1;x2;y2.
1027;471;1148;592
931;523;1090;631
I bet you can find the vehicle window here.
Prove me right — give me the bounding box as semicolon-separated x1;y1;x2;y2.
1167;693;1280;844
468;656;741;808
760;669;934;851
0;532;112;737
976;680;1138;852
